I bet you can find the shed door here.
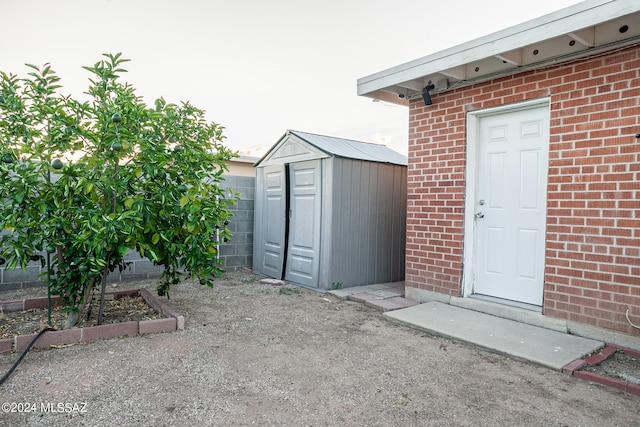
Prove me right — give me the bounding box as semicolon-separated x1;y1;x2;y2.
284;160;321;288
473;105;549;306
260;164;286;279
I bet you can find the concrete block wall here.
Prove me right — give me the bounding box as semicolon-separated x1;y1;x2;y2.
218;175;255;271
0;174;255;290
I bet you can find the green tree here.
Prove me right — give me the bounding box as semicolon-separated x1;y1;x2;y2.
0;53;238;328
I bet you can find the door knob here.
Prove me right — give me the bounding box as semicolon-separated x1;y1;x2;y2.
475;212;485;219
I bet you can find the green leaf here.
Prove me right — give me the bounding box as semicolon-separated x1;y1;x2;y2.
0;53;239;326
147;247;159;261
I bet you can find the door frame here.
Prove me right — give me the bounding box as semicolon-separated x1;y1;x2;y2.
461;98;550;303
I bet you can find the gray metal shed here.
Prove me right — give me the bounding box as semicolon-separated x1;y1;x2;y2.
253;130;407;290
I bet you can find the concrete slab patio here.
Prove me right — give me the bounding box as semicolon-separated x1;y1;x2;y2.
326;280;640;374
384;301;603;371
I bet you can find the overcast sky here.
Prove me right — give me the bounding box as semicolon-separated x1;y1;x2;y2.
1;0;583;156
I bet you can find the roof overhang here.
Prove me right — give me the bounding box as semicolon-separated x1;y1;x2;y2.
357;0;640;106
254;129;408;167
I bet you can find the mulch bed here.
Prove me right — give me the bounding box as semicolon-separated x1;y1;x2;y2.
0;296;162;339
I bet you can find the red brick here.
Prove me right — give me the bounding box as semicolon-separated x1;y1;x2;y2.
112;289;140;299
0;338;13;354
617;346;640;359
626;383;640;397
348;293;384;304
573;370;629;393
139;317;176;334
0;300;24;313
81;321;139;343
562;359;587;375
138;288;163;312
24;296;63;310
364;297;418;312
32;328;82;350
15;329;83;351
584;344;617;365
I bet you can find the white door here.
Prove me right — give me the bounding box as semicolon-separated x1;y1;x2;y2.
260;165;286;279
473;106;549;306
285;160;321;288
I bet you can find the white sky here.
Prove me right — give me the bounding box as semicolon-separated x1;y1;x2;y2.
1;0;583;156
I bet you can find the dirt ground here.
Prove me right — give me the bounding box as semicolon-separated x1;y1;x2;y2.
0;270;639;426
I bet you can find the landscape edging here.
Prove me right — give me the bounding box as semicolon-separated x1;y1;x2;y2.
0;289;183;354
563;344;640;397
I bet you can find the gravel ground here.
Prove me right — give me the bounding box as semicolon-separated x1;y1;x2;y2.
0;270;639;426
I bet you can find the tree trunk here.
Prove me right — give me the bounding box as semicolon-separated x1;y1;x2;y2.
97;265;109;325
63;277;95;329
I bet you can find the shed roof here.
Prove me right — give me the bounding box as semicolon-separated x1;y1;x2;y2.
357;0;640;105
255;130;407;167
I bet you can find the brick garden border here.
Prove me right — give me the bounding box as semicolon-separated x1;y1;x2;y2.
0;288;184;354
562;344;640;397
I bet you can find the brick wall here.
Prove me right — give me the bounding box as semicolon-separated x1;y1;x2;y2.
407;44;640;335
0;174;255;290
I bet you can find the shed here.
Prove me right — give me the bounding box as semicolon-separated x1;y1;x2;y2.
253;130;407;290
357;0;640;337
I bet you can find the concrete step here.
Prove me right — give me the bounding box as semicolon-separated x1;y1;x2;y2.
384;301;604;371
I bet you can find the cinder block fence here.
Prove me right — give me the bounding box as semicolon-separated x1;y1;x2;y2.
0;173;255;291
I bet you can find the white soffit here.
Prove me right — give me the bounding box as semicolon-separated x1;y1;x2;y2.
357;0;640;105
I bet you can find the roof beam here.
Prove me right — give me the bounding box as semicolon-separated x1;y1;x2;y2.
495;49;524;66
568;27;596;46
439;65;467;81
363;89;409;106
396;80;424;92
